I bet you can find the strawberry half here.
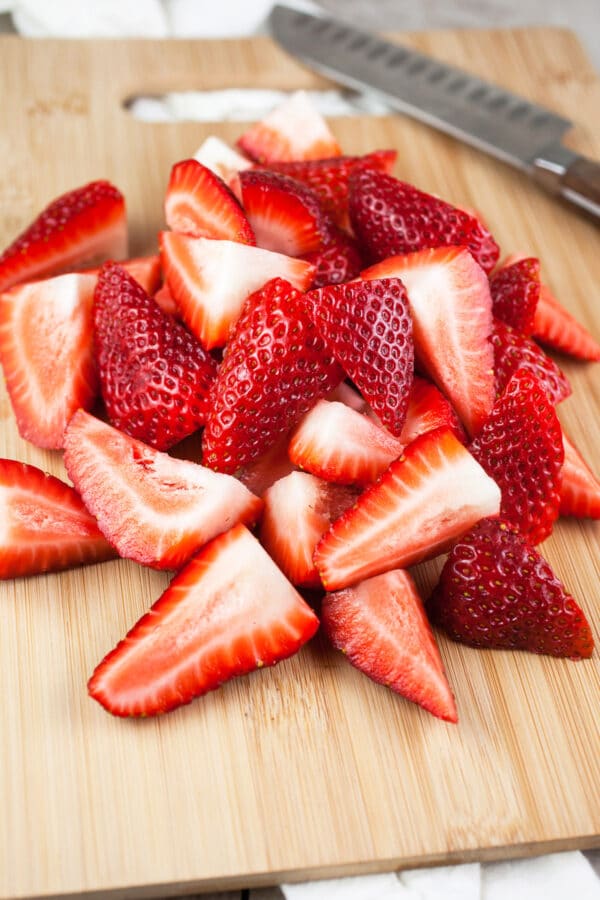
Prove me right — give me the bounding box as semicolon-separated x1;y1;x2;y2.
93;263;218;450
164;159;255;244
428;518;594;660
88;524;320;717
202;277;343;474
560;431;600;518
322;569;458;722
0;272;99;449
0;180;127;292
305;277;414;437
400;376;466;446
63;410;262;570
489;257;540;334
194;135;253;188
533;284;600;361
314;427;501;591
491;318;571;405
0;458;116;579
469;368;563;544
349;169;499;273
304;227;364;289
362;247;495;438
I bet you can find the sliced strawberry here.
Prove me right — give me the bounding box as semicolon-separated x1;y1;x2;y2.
152;282;180;317
305;277;414;437
314;427;501;591
260;471;357;588
491;318;571;404
349;169;499;273
428;518;594;659
533;284;600;361
559;431;600;518
237;90;341;163
489;257;540;334
288;400;403;486
400;376;466;446
362;247;494;438
0;458;116;579
202;277;342;474
93;263;218;450
0;180;127;292
237;432;296;498
0;272;99;449
63;410;262;570
470;368;563;544
118;255;162;295
160;232;315;349
304;227;364;289
194;135;253;189
88;523;319;717
164;159;255;245
322;569;458;722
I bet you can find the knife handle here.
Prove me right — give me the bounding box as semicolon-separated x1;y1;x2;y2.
560;157;600;220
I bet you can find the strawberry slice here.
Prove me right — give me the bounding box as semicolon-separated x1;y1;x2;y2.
236;90;341;163
400;376;466;446
0;180;127;292
202;277;343;474
118;255;162;295
491;318;571;404
314;427;501;591
470;368;563;544
349;169;499;273
489;257;540;334
304;227;364;289
194;135;253;189
164;159;255;244
533;284;600;361
427;518;594;659
305;277;414;437
160;232;315;349
237;432;296;498
93;263;218;450
0;458;116;579
362;247;495;438
152;282;180;317
0;271;99;449
88;523;320;717
289;400;403;486
260;471;357;588
63;410;263;570
322;569;458;722
560;431;600;518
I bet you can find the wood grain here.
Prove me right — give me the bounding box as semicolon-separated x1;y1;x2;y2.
0;28;599;900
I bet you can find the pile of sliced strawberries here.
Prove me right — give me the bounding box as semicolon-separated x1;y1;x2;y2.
1;90;598;723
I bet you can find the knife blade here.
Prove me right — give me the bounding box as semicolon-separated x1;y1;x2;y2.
268;4;600;220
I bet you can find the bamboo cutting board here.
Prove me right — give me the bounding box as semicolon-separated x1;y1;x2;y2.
1;27;599;900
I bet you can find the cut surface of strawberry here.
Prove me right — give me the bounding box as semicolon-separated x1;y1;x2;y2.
314;427;501;591
194;135;253;188
63;411;263;570
0;458;116;579
322;569;458;722
160;232;315;349
165;158;255;245
362;247;494;438
489;257;540;334
428;518;594;660
400;376;466;446
118;255;162;295
559;431;600;518
94;263;218;450
533;284;600;361
88;523;320;717
152;282;180;317
237;432;296;498
491;318;571;405
0;180;127;292
0;271;99;449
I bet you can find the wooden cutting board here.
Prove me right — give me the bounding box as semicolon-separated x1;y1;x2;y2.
1;27;599;900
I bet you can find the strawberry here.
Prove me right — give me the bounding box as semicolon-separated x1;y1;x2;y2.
469;368;563;544
288;400;403;486
117;255;162;295
0;180;126;292
152;282;180;317
304;227;364;289
533;284;600;361
427;518;594;660
0;271;99;449
400;376;466;446
305;277;414;437
236;90;341;163
489;257;540;334
260;471;358;588
491;318;571;404
63;410;263;570
322;569;458;722
160;232;315;349
237;432;296;498
202;277;343;474
88;524;320;717
0;458;116;579
559;431;600;518
327;380;368;412
93;263;218;450
194;135;253;189
348;169;499;273
239;170;331;257
314;427;501;591
362;247;495;438
164;159;255;244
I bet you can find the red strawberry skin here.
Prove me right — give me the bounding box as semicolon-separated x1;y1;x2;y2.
304;227;364;289
491;318;571;405
427;518;594;660
489;257;540;334
202;277;343;474
0;458;116;579
94;262;218;450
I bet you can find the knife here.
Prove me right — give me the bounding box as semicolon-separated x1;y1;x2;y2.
268;4;600;220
